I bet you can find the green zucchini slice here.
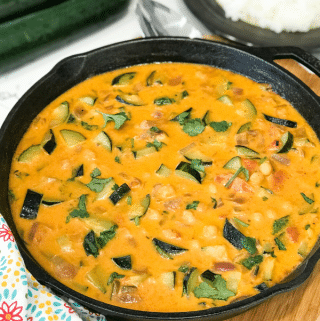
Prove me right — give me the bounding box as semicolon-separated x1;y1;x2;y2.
83;217;114;234
183;150;212;166
156;164;172;177
50;101;69;127
112;72;136;86
79;96;96;106
175;161;202;184
277;131;294;154
86;265;107;294
95;178;115;201
263;114;297;128
146;70;162;86
60;129;86;147
202;110;210;126
43;129;56;155
93;131;112;151
116;93;145;106
223;219;245;250
72;164;84;178
109;183;131;205
128;194;150;221
133;146;157;159
161;271;176;290
20;189;43;220
218;95;233;106
152;238;187;258
223;156;242;171
241;99;257;119
183;267;199;296
200;270;218;287
42;200;62;206
112;255;132;270
18;145;43;163
235;145;259;157
237;122;252;134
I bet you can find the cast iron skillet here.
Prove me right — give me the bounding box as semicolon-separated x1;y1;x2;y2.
184;0;320;50
1;38;320;321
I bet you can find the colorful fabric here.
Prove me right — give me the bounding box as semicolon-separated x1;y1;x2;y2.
0;214;107;321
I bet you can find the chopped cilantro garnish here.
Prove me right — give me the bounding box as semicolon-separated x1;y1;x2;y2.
241;255;263;270
131;138;135;148
233;217;249;227
97;111;129;129
107;272;125;285
181;90;189;99
86;168;112;193
242;237;257;255
211;197;217;209
186;200;200;210
91;167;101;178
301;193;314;204
146;139;165;151
112;184;119;191
209;121;231;132
8;190;16;202
115;156;121;164
191;159;205;172
67;114;76;123
133;216;140;226
272;215;289;235
81;121;98;131
275;236;286;251
225;166;249;188
183;118;205;136
150;126;162;133
66;195;89;223
305;224;311;230
178;265;189;273
193;275;235;301
259;157;268;164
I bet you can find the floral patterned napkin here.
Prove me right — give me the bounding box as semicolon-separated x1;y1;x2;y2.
0;213;107;321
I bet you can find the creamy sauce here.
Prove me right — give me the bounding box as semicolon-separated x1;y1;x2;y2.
9;63;320;312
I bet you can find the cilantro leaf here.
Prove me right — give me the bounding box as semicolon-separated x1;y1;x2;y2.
67;114;76;123
191;159;205;172
193;276;235;301
146;139;165;151
181;90;189;99
81;121;98;131
211;197;217;209
115;156;121;164
177;111;191;125
178;265;189;273
66;195;89;223
242;237;257;255
154;97;175;106
91;167;101;178
301;193;314;204
241;255;263;270
225;166;248;188
107;272;125;285
8;190;16;203
96;225;118;249
209;121;232;132
272;215;289;235
183;118;205;136
186;200;200;210
275;236;286;251
97;111;129;129
87;177;112;193
150;126;162;133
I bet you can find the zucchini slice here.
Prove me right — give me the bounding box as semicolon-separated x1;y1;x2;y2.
183;150;212;166
223;219;245;250
133;146;157;159
60;130;86;147
202;110;210;126
263;114;297;128
183;267;199;296
161;271;176;290
170;108;192;123
93;131;112;151
86;265;107;294
73;164;84;178
43;129;56;155
241;99;257;119
109;183;131;205
18;145;43;163
223;156;242;171
50;101;69;127
200;270;218;287
112;72;136;86
298;241;308;258
42;200;62;206
235;145;259;158
83;217;114;234
152;238;187;258
112;255;132;270
277;131;294;153
116;93;145;106
156;164;172;177
95;178;115;201
20;189;43;219
79;96;96;106
128;194;150;221
237;122;252;134
175;161;202;184
146;70;162;86
218;95;233;106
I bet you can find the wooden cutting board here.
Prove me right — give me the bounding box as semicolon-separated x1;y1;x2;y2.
226;59;320;321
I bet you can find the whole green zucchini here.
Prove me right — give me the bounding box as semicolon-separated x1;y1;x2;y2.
0;0;67;22
0;0;129;70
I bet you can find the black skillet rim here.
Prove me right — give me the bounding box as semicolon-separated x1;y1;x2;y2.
184;0;320;50
1;37;320;320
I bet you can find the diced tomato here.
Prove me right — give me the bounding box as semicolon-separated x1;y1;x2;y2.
168;76;182;86
232;87;243;95
242;159;258;174
286;227;299;243
215;174;253;193
267;170;287;192
213;262;235;272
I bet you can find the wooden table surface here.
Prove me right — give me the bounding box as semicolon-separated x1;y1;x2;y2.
226;58;320;321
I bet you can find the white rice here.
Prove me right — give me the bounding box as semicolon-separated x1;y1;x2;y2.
216;0;320;33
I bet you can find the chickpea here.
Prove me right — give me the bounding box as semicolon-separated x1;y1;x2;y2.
182;210;196;225
202;225;218;239
249;172;264;185
260;161;272;176
209;183;217;194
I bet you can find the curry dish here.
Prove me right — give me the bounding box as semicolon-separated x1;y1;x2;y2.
9;63;320;312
